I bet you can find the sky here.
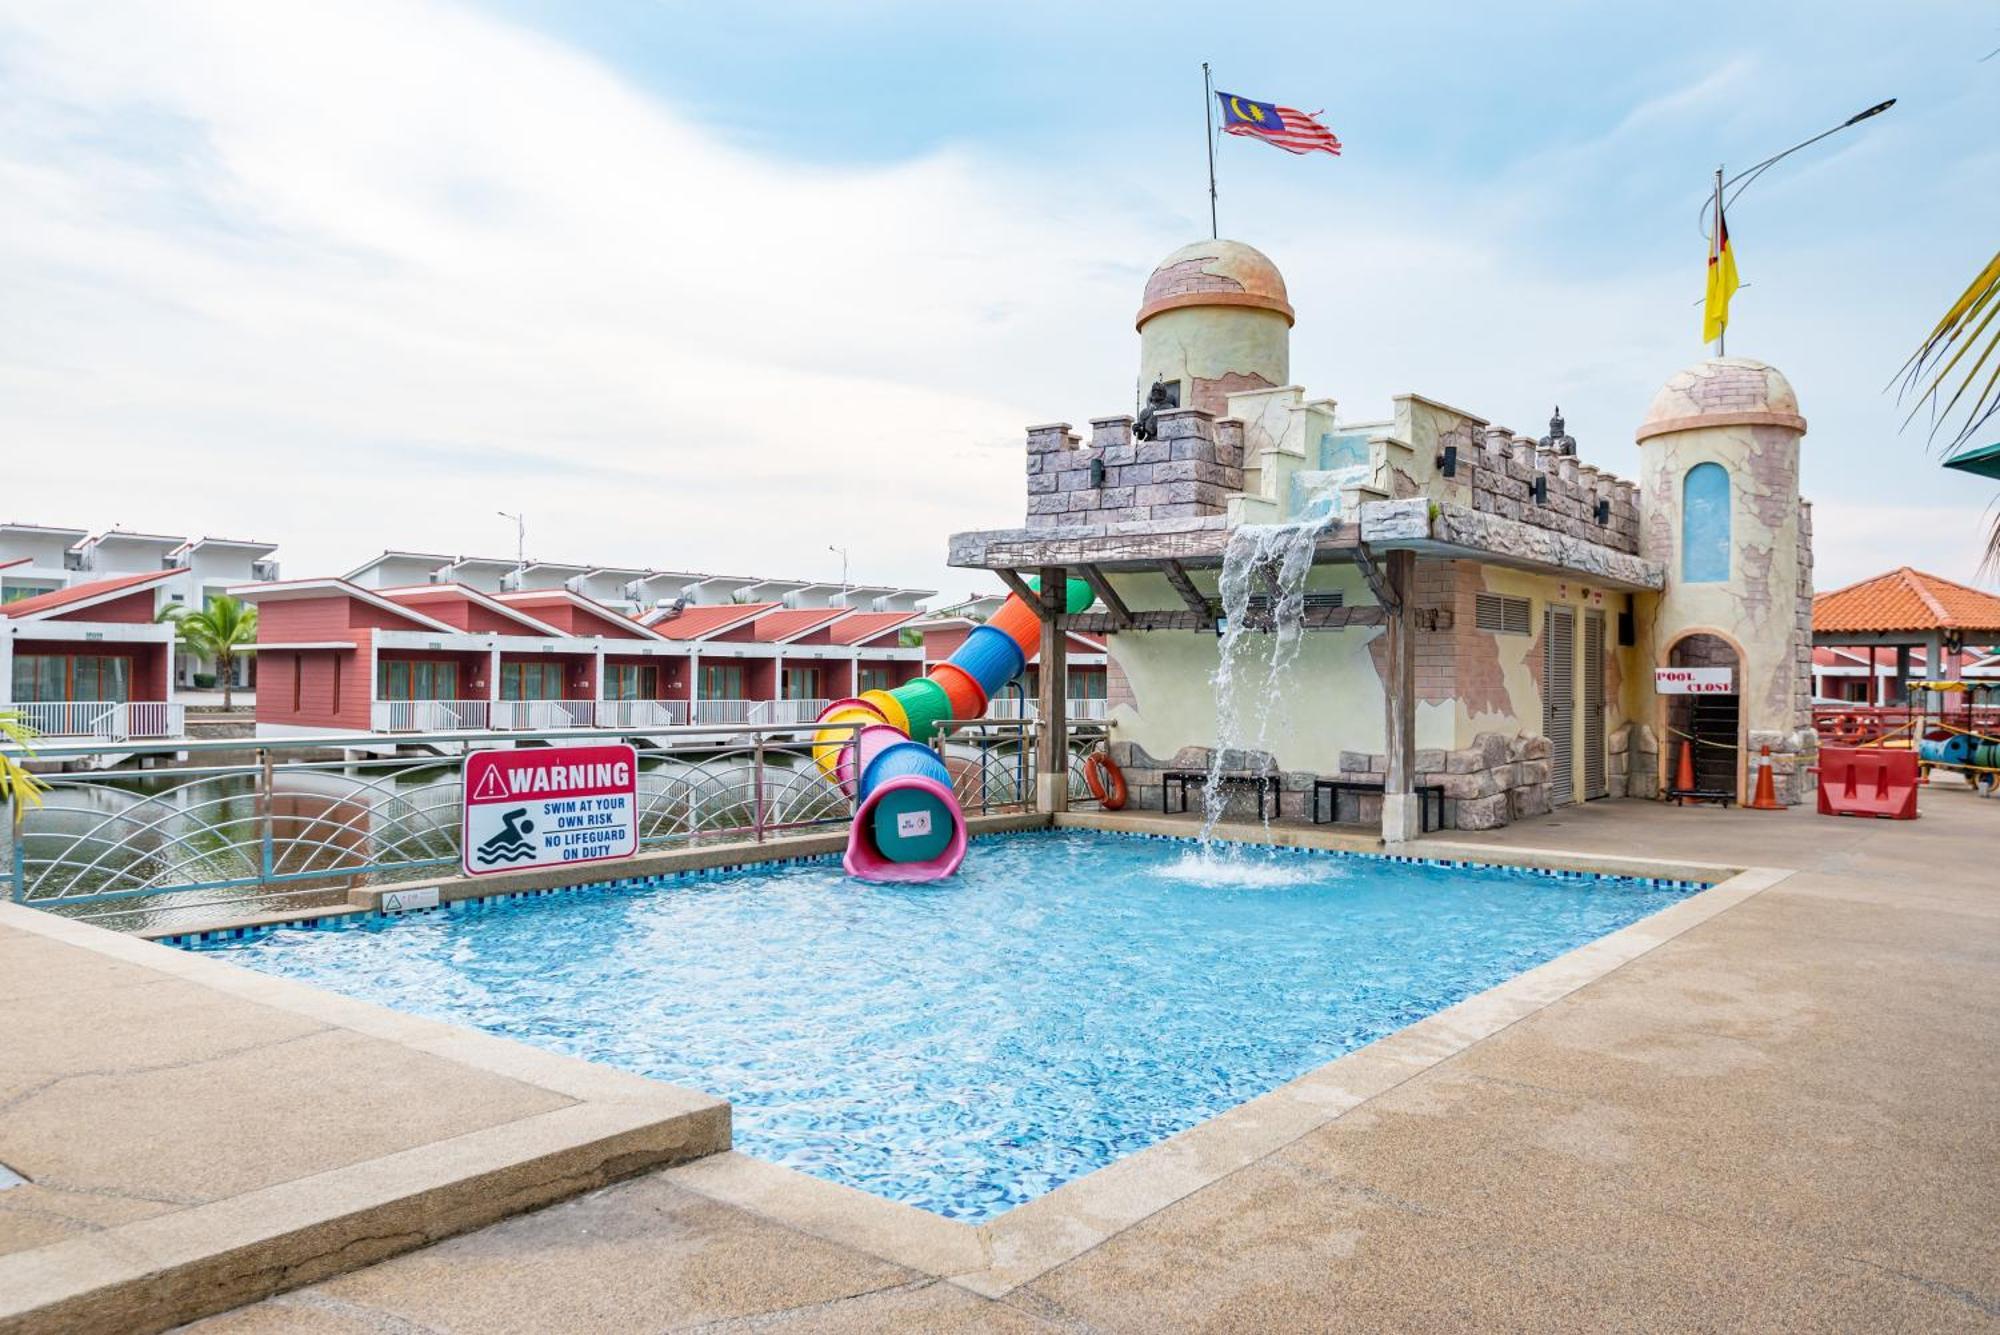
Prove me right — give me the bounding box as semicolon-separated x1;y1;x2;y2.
2;1;1996;604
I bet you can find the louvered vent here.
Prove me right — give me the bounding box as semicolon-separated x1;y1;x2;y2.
1474;593;1532;635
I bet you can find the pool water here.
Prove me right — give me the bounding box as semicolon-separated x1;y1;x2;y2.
185;831;1696;1221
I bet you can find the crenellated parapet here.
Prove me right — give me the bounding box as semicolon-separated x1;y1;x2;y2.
1025;409;1244;529
1024;390;1645;557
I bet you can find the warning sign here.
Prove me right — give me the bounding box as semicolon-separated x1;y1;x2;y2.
462;744;638;877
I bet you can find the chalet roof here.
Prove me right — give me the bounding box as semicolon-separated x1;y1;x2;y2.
747;607;852;643
229;578;462;633
491;589;665;640
1812;567;2000;636
375;584;567;637
0;569;176;620
647;602;779;641
828;611;919;645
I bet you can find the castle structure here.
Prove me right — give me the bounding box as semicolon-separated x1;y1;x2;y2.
949;239;1817;836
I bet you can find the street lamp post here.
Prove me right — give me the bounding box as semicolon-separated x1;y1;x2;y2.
1703;99;1895;352
828;544;850;607
497;511;525;583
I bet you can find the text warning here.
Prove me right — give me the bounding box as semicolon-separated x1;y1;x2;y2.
462;744;639;877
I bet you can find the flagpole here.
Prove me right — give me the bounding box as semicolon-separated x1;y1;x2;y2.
1202;62;1218;239
1712;165;1724;355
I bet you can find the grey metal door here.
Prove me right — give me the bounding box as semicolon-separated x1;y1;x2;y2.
1583;610;1607;799
1544;606;1575;806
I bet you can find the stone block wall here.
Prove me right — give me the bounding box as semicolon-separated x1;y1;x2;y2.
1610;723;1659;799
1462;426;1641;554
1325;734;1554;830
1026;409;1244;529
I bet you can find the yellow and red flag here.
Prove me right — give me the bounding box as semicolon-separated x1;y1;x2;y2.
1702;199;1740;344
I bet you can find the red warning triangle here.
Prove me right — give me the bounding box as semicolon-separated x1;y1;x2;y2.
469;765;511;801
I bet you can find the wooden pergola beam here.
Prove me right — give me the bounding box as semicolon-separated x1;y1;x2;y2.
1055;606;1387;634
1353;543;1400;615
1160;560;1212;617
1076;564;1132;630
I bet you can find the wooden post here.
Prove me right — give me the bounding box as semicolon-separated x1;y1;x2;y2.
1036;565;1069;814
1380;550;1421;842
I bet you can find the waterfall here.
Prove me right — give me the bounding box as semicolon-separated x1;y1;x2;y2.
1197;499;1337;848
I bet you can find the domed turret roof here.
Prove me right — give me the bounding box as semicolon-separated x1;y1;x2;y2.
1637;356;1806;441
1137;239;1294;330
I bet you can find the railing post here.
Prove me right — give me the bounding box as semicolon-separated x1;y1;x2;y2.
11;786;26;904
752;732;767;843
258;746;275;883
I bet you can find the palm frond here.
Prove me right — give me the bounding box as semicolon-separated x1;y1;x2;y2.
1898;250;2000;453
0;709;48;810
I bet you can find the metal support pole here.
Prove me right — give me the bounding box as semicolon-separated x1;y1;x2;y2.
258;746;275;883
1036;566;1070;814
752;733;767;842
11;783;26;903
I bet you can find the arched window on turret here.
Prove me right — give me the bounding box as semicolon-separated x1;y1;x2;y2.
1681;462;1731;583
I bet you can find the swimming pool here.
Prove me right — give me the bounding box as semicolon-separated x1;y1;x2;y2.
183;830;1698;1221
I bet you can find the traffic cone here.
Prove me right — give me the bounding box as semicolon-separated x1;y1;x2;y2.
1746;744;1783;810
1673;740;1695;804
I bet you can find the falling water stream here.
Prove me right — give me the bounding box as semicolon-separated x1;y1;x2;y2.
1172;491;1341;882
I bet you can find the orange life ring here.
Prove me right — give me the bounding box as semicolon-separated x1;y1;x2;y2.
1082;752;1128;810
1831;713;1867;745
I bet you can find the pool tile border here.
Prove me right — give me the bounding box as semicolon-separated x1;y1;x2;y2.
154;818;1710;952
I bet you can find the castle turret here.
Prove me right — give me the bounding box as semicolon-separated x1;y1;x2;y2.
1136;240;1292;418
1635;356;1814;802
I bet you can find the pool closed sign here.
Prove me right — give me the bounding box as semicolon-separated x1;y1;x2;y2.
1655;667;1734;695
462;744;639;877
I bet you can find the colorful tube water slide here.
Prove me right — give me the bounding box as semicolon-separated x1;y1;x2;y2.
815;577;1094;881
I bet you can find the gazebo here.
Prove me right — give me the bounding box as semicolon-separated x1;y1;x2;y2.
1812;566;2000;706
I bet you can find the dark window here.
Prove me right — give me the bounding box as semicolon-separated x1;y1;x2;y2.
606;664;659;700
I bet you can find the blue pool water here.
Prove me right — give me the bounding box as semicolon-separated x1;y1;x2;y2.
185;831;1696;1221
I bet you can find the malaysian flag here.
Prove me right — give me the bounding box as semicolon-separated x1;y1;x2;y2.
1216;91;1341;157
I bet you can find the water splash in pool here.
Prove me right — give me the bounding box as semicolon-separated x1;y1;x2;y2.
1152;847;1319;889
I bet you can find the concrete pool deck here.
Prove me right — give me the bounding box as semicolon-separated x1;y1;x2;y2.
8;790;1997;1331
0;905;728;1333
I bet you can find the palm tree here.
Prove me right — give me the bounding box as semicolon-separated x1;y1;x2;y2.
160;594;259;709
1;709;47;814
1898;249;2000;568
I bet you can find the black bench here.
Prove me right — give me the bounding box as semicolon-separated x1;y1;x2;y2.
1311;778;1446;832
1162;770;1281;820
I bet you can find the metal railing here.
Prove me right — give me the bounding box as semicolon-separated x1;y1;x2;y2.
981;697;1111;722
6;700;185;741
4;722;864;925
3;715;1110;928
689;699;829;727
593;698;689;729
371;699;491;732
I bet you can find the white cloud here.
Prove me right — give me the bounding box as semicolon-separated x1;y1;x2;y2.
0;1;1981;606
1809;502;1998;592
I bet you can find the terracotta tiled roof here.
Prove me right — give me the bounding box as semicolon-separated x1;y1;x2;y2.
649;602;777;640
828;611;919;645
1813;567;2000;635
744;607;851;642
0;569;175;619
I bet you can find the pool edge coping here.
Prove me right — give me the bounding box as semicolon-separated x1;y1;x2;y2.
652;833;1791;1298
0;900;731;1335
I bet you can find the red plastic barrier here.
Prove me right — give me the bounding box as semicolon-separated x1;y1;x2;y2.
1816;747;1919;820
